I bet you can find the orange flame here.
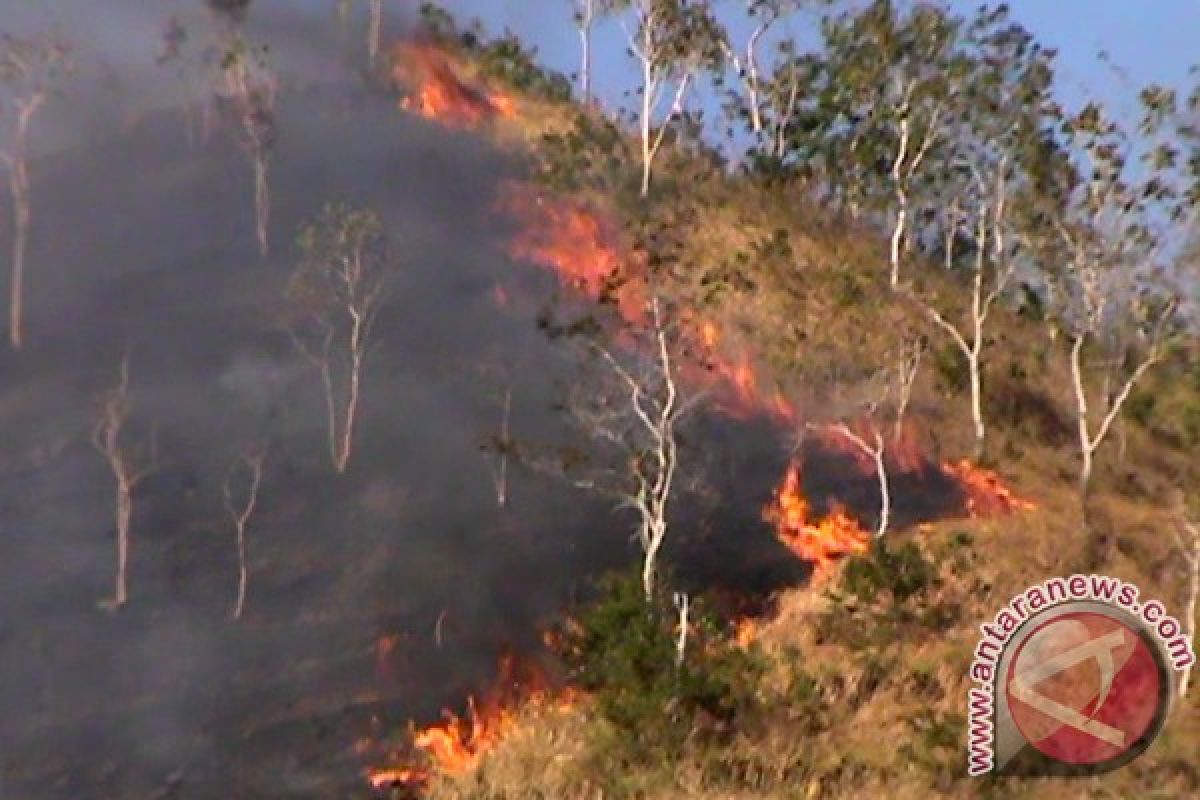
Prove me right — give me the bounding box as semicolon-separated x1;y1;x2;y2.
498;182;796;426
367;654;578;792
392;42;517;128
498;183;645;323
940;459;1037;518
762;462;871;577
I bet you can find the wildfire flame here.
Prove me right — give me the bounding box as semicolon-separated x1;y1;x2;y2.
367;654;577;793
762;462;871;577
392;41;517;128
370;40;1040;790
940;459;1037;517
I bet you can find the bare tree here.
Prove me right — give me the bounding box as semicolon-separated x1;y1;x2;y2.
156;17;203;147
612;0;724;197
1060;265;1178;499
91;355;155;610
557;295;703;598
673;590;690;666
483;384;513;508
223;445;266;620
1171;497;1199;700
1030;89;1197;500
819;338;922;539
287;203;393;474
719;1;797;137
907;155;1016;461
216;35;277;257
367;0;384;68
0;33;71;350
571;0;599;101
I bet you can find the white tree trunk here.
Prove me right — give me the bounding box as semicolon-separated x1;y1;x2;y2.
225;450;264;621
673;592;689;667
833;424;890;538
640;57;654;198
968;351;985;460
253;155;269;257
888;109;911;288
335;327;365;474
1182;550;1197;698
114;481;132;607
487;386;512;508
8;164;29;350
6;102;38;350
1070;333;1094;498
577;0;593;101
367;0;383;67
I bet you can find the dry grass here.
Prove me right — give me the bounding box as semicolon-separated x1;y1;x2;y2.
400;39;1200;800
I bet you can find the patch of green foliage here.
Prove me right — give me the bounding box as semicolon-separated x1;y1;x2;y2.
562;570;765;767
900;709;966;790
418;3;572;102
817;539;955;650
536;113;631;195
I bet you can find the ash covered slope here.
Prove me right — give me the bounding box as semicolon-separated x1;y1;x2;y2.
0;34;626;800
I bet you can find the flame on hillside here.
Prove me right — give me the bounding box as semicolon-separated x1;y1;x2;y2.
391;42;516;128
498;182;796;425
762;462;871;577
941;459;1037;517
366;654;578;793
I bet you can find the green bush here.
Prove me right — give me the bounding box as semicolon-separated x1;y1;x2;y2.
562;570;764;764
932;345;969;394
840;540;937;606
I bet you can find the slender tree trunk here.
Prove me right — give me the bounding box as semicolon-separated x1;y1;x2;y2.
873;441;890;538
9;164;29;350
235;522;248;619
642;522;663;599
968;352;985;461
673;592;689;667
577;0;593;101
487;386;512;507
114;480;132;607
640;59;654;198
1181;549;1197;698
367;0;383;68
890;197;907;289
889;109;911;288
6;101;39;350
253;155;269;257
834;424;890;538
335;331;365;474
1171;513;1199;701
319;356;341;471
1069;333;1094;500
225;450;264;621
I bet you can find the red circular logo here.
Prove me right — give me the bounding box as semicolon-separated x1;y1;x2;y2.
1005;611;1165;766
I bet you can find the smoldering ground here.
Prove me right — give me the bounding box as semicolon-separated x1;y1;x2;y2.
0;3;963;798
0;3;621;796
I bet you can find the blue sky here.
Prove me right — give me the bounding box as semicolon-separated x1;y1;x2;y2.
437;0;1199;126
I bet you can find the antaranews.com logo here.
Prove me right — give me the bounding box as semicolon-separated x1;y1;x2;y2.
967;574;1195;776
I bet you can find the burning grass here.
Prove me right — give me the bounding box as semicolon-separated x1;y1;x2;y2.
940;458;1037;517
366;654;579;794
763;462;872;578
391;41;518;129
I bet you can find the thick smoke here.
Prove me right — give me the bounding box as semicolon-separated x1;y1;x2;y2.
0;2;633;797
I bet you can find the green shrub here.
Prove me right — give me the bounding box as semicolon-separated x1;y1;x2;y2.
840;540;937;606
932;345;969;394
561;571;764;765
